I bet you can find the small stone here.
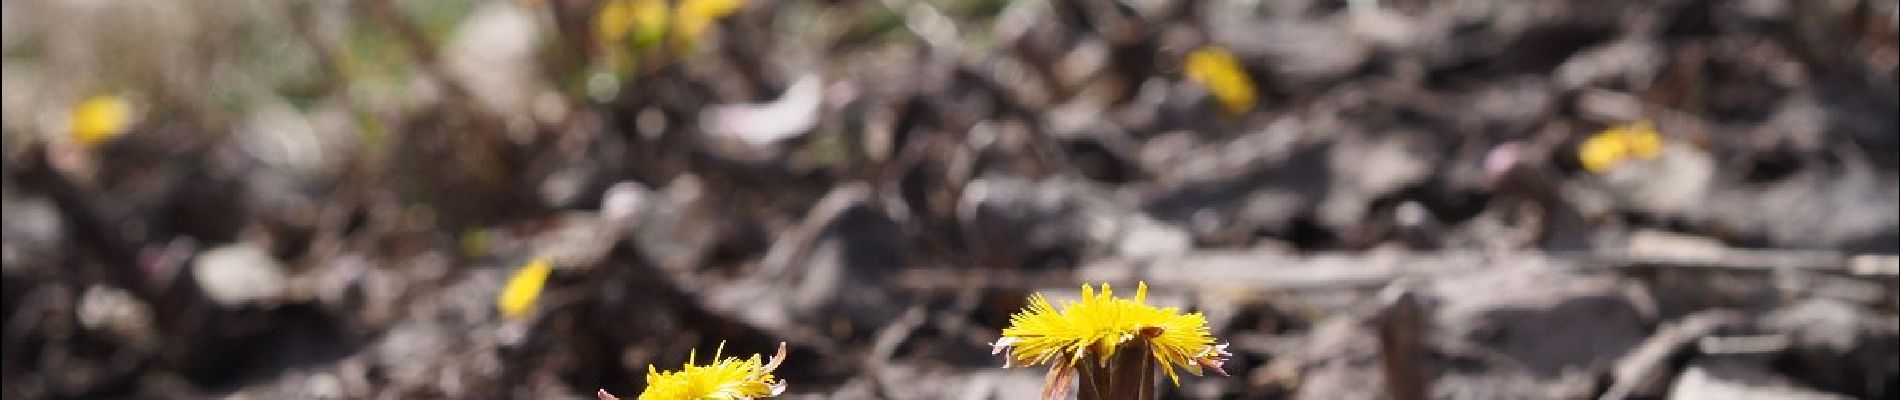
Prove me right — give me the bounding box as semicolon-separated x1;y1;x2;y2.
1669;360;1853;400
1602;144;1716;218
192;243;288;307
76;285;152;335
2;191;64;271
599;181;651;225
441;2;544;116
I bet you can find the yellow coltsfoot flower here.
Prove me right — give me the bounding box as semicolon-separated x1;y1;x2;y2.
497;257;554;319
671;0;744;52
1578;120;1663;174
69;94;136;149
600;342;789;400
594;0;745;67
992;282;1230;399
1183;47;1258;116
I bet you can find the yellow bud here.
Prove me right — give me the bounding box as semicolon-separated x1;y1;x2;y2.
1622;121;1662;160
595;0;669;54
631;0;671;49
497;258;554;319
1579;120;1664;173
673;0;744;52
70;95;134;149
1183;47;1258;116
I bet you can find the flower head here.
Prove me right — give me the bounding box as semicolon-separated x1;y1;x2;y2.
1578;120;1663;173
992;282;1230;390
672;0;743;51
1183;47;1258;116
70;94;135;148
497;258;553;319
604;342;787;400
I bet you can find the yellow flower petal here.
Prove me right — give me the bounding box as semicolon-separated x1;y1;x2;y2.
70;95;134;149
1624;122;1662;159
497;257;554;319
631;0;671;49
1183;47;1258;116
672;0;744;52
629;341;788;400
1579;120;1663;173
596;0;670;67
994;281;1229;389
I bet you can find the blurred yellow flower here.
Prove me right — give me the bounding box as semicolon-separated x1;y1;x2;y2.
601;342;788;400
672;0;743;51
595;0;744;64
497;257;553;319
596;0;670;70
1183;47;1258;116
70;94;135;148
993;282;1230;389
1579;120;1663;173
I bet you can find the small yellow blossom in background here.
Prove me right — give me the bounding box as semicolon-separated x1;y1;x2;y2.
992;281;1230;398
1579;120;1664;173
1183;47;1258;116
594;0;637;48
69;94;135;149
497;257;554;319
671;0;743;52
595;0;670;72
594;0;745;66
598;342;789;400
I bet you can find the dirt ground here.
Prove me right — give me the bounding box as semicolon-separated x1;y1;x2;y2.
3;0;1897;398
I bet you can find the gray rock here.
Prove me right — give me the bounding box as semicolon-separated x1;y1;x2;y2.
191;242;288;307
1422;268;1655;392
1139;119;1328;244
1704;164;1899;252
2;189;64;272
1764;299;1877;353
75;285;154;347
1669;358;1853;400
625;176;723;272
234;100;329;181
599;181;651;225
1211;16;1369;86
960;176;1189;267
1602;310;1749;400
1602;143;1718;219
1278;316;1385;400
711;184;908;337
441;2;545;118
700;75;824;149
782;184;907;326
1760;299;1900;397
1467;78;1558;134
533;212;619;270
1320;132;1441;232
1556;39;1665;90
1278;267;1659;399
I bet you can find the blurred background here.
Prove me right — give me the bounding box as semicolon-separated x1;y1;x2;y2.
2;0;1897;398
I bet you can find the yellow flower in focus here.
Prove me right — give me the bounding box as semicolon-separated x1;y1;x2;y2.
497;257;553;319
70;95;135;148
602;342;788;400
992;282;1230;388
672;0;744;52
1183;47;1258;116
1579;120;1663;173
